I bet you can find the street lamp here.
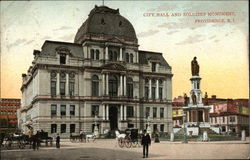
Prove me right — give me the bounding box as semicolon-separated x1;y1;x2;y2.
182;113;188;143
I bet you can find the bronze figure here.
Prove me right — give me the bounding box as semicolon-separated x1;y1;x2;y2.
191;57;199;76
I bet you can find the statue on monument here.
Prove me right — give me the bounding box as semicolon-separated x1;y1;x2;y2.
191;57;199;76
184;93;188;106
191;92;197;105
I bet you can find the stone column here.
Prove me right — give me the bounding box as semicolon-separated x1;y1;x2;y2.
124;105;127;120
120;105;123;120
156;79;159;99
56;72;60;95
187;111;189;122
106;74;109;95
106;105;109;120
124;75;127;96
105;46;108;60
65;73;69;96
102;74;105;96
149;79;152;99
120;75;123;96
136;51;139;63
202;110;205;122
103;104;106;120
119;47;122;61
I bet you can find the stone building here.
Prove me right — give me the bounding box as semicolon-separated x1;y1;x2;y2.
18;5;173;137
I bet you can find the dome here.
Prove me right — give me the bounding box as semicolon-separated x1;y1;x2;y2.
74;5;138;45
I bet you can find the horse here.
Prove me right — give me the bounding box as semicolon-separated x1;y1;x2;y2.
115;130;126;139
85;133;96;142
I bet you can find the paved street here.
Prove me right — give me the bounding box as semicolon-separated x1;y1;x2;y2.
1;139;250;160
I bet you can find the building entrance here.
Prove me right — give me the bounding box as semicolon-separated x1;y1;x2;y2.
109;105;118;130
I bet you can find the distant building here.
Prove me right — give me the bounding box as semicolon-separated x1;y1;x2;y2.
0;98;21;131
172;95;249;136
18;5;173;137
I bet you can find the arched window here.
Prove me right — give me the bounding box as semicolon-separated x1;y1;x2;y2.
127;77;133;98
130;54;133;63
109;51;113;61
113;51;118;61
91;49;95;60
152;79;156;99
109;75;118;97
126;53;129;63
96;49;100;60
144;78;149;99
92;75;99;96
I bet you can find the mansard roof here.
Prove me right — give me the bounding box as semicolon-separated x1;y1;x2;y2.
40;40;84;58
138;50;171;68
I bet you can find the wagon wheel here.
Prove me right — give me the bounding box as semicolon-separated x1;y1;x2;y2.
131;139;138;147
125;138;132;148
118;138;124;148
18;141;25;149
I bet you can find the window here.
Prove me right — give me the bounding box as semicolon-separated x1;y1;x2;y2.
60;105;66;116
215;117;217;123
152;87;156;99
126;53;129;63
160;108;164;118
230;116;235;122
127;106;134;118
91;49;95;60
159;87;163;100
92;75;99;96
160;124;164;132
145;87;149;99
153;107;157;118
70;124;75;133
113;51;117;61
109;75;118;97
152;62;156;72
146;107;150;117
60;54;66;64
70;105;75;116
51;105;57;116
60;82;65;96
96;49;100;60
51;81;56;96
109;51;113;61
69;82;74;96
127;77;133;98
128;123;134;128
91;105;99;117
130;54;133;63
153;124;158;132
51;124;57;133
61;124;66;133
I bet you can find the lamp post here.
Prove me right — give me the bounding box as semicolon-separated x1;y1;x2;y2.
182;113;188;143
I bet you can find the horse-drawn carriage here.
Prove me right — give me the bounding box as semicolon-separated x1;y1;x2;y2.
70;133;96;143
0;133;26;150
116;129;141;148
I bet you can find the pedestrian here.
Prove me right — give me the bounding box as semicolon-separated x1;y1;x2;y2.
56;133;60;148
141;129;151;158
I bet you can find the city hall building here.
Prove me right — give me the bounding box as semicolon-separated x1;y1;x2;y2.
19;5;173;137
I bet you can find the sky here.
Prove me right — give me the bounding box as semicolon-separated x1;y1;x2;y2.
0;1;249;99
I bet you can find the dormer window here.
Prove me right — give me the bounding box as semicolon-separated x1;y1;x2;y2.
152;62;156;72
60;54;66;64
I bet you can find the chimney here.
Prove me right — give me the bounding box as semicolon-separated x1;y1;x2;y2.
211;95;216;99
